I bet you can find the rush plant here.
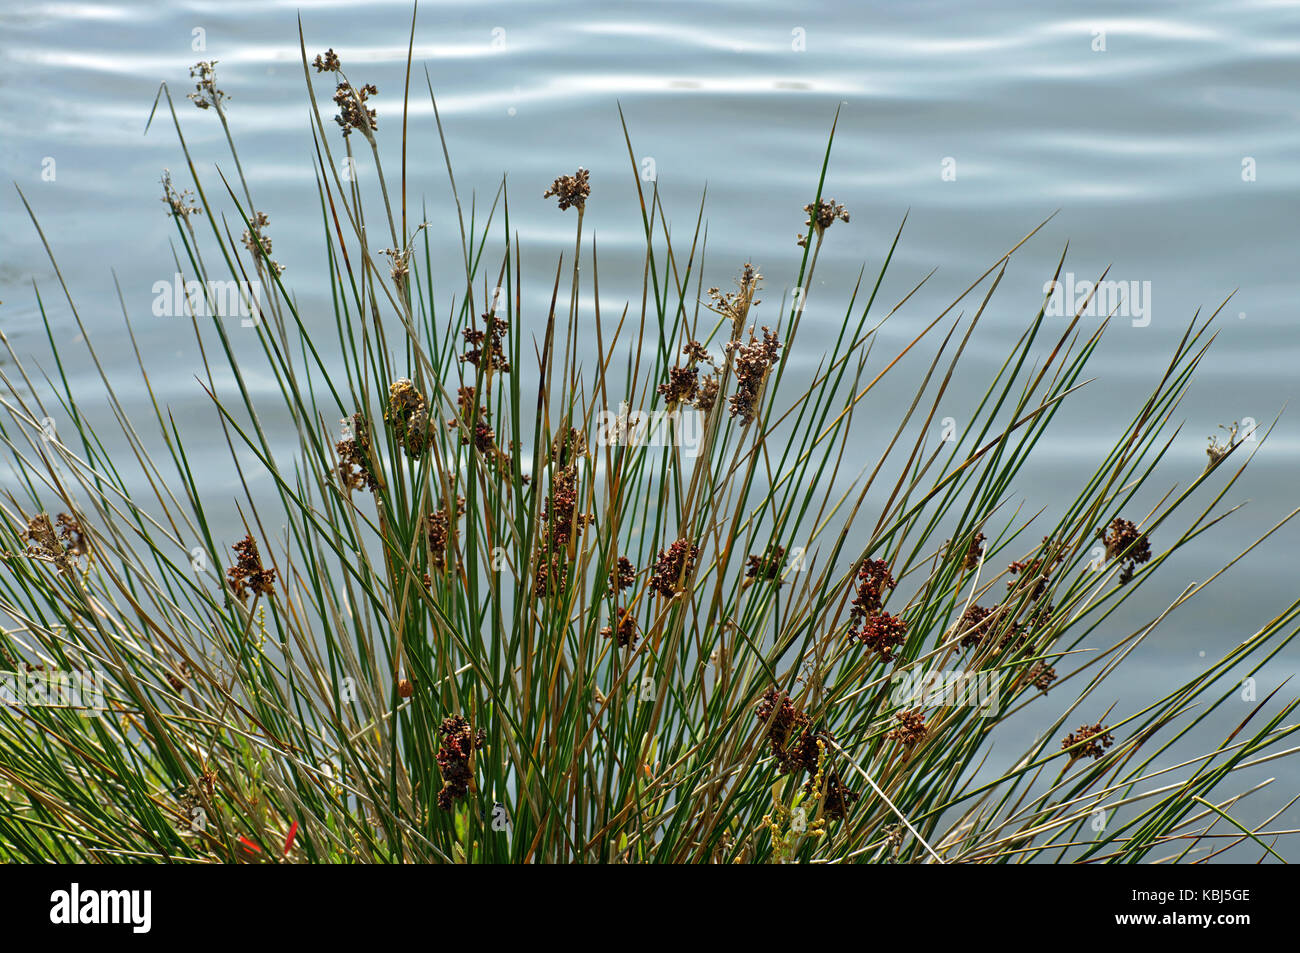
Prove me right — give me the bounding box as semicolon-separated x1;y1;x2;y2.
1;16;1296;864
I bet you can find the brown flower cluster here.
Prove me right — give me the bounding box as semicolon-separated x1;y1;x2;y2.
724;326;782;426
797;198;849;247
961;531;986;571
755;689;859;820
706;263;762;327
435;715;485;811
1027;662;1057;692
385;378;431;458
649;537;700;598
18;513;82;575
608;555;635;594
427;496;466;574
240;210;284;276
848;558;893;619
333;81;378;136
56;514;86;558
1006;536;1066;600
599;608;639;648
311;49;341;73
1101;517;1151;585
227;534;276;603
1062;722;1113;761
756;689;813;775
957;603;1027;655
461;311;511;374
657;364;698;404
859;612;909;661
745;544;786;584
187;61;226;110
847;559;907;661
534;444;594;599
161;170;200;222
336;413;381;493
886;709;929;750
543;167;590;211
658;340;722;413
957;604;994;649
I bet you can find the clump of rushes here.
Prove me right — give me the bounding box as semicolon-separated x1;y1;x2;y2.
435;715;485;811
5;33;1296;865
385;378;431;458
725;327;782;426
797;198;849;247
226;534;276;603
1062;723;1114;762
336;412;381;493
1101;517;1152;585
649;537;700;598
543;167;590;211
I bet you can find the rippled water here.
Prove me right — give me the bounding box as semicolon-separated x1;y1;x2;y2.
2;0;1298;853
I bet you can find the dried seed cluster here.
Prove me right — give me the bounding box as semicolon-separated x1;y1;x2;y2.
1062;722;1114;761
187;61;226;110
17;513;82;575
227;534;276;603
385;378;430;458
543;167;590;211
333;81;378;136
846;559;908;661
534;433;594;599
886;709;929;750
797;198;849;247
755;689;859;820
1006;536;1066;600
336;413;381;493
649;538;700;598
461;311;511;374
1101;517;1151;585
435;715;485;811
745;544;786;583
725;326;782;426
240;210;284;276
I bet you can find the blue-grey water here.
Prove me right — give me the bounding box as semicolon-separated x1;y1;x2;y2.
2;0;1298;859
